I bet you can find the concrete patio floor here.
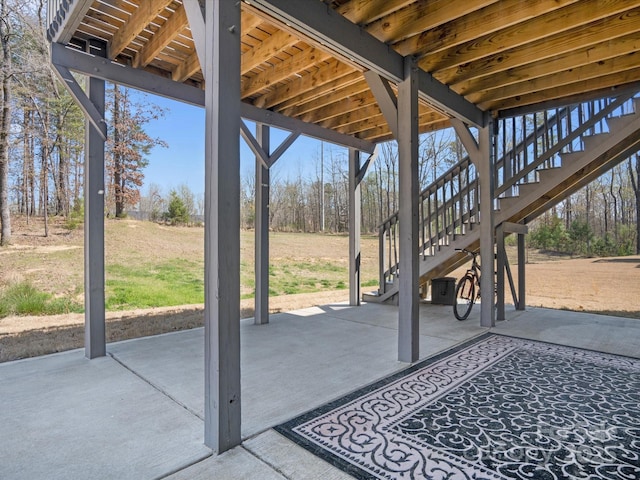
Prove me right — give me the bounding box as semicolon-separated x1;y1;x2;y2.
1;302;638;479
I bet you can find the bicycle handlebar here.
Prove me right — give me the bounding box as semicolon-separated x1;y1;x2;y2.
455;248;478;256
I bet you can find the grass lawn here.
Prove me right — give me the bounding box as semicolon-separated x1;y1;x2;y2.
0;217;379;316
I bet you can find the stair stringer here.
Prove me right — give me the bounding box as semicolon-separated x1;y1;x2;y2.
365;98;640;304
498;107;640;225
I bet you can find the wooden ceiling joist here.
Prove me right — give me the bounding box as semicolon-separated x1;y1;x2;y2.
109;0;175;59
253;61;360;109
133;3;188;68
51;0;640;143
241;47;331;99
423;1;636;77
455;31;640;98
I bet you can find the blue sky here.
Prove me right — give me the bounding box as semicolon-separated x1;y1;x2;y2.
140;93;348;197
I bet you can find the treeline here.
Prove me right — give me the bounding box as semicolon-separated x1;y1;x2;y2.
1;2;639;257
237;131;462;233
529;157;640;256
0;0;164;244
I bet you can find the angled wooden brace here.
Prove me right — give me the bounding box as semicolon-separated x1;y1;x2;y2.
355;144;379;185
240;120;301;168
52;63;107;141
363;71;398;139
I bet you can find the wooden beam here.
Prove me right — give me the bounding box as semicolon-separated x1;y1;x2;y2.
173;51;200;82
469;53;640;105
321;104;386;130
301;90;378;124
242;30;300;74
134;3;189;68
280;79;370;118
109;0;174;59
253;60;359;109
241;47;331;98
336;0;415;25
454;33;640;97
428;2;638;80
481;66;640;111
365;0;496;44
357;118;451;144
337;110;444;136
398;0;581;60
248;0;485;126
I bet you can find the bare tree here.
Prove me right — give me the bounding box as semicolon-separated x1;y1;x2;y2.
629;155;640;254
0;0;13;245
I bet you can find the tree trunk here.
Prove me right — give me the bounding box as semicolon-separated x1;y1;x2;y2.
113;85;125;217
0;0;12;246
628;156;640;254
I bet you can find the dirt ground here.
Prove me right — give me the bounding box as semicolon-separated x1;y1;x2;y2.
1;216;639;362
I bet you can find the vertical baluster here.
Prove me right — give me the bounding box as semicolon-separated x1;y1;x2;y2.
420;196;425;257
392;220;398;281
467;163;473;229
379;224;386;293
449;174;455;240
434;185;440;250
427;193;433;255
533;112;539;170
458;168;463;234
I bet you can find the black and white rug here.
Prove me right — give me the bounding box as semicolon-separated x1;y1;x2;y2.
275;334;640;480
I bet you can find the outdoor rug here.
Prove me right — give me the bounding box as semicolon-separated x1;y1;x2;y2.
274;333;640;480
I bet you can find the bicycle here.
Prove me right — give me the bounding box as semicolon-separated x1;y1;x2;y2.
453;248;482;321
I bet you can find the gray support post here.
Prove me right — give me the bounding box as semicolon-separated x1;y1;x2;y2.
496;224;506;321
203;0;241;453
397;57;420;363
518;232;526;311
349;148;361;306
478;121;495;327
255;124;270;324
84;40;106;359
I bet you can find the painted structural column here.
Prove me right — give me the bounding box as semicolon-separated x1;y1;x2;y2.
203;0;242;453
349;148;361;306
478;122;495;327
397;57;420;363
255;124;270;324
517;233;526;311
84;40;106;359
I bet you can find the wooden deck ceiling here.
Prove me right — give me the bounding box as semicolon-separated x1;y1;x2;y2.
54;0;640;143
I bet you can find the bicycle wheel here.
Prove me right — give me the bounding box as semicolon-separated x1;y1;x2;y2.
453;275;475;321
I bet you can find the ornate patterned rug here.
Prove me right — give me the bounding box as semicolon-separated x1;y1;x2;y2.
274;333;640;480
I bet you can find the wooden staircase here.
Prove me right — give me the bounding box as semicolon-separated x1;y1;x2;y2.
365;93;640;303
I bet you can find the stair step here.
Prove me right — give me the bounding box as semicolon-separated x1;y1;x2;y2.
582;133;606;151
606;114;638;133
537;166;565;183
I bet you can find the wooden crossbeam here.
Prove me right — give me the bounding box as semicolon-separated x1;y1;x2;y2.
401;0;580;61
109;0;174;59
280;80;370;118
426;1;636;78
253;60;359;109
469;53;640;105
362;0;496;44
133;3;188;68
241;29;300;74
482;66;640;111
452;32;640;95
336;0;415;25
241;47;331;98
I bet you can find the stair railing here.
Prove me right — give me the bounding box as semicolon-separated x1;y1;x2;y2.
376;92;638;296
495;92;638;199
